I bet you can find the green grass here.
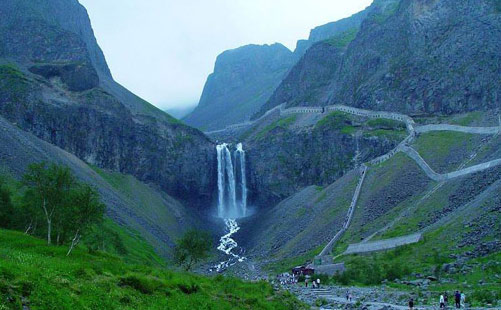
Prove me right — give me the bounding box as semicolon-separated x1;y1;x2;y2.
0;229;307;310
370;1;400;24
0;64;30;101
325;28;359;49
316;111;354;133
449;111;484;126
255;115;297;140
264;246;324;274
412;131;479;171
99;219;166;267
363;129;407;140
366;118;406;130
331;234;500;306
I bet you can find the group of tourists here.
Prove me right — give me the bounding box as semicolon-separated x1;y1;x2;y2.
439;291;466;309
408;291;466;310
276;273;297;285
304;277;321;288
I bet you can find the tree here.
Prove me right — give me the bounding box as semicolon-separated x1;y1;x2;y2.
65;184;105;256
174;230;212;271
0;176;15;229
23;162;75;245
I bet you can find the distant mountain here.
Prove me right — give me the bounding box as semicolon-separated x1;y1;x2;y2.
166;104;197;119
183;44;295;131
185;6;373;131
259;0;501;116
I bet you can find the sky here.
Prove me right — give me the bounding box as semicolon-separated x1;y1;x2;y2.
79;0;373;110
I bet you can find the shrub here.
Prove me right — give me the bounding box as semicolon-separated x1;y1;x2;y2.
472;289;498;305
315;298;328;307
177;283;199;295
119;274;164;294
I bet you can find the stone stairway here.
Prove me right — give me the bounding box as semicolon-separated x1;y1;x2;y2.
318;164;367;257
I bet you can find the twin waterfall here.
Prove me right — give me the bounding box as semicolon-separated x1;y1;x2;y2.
216;143;247;219
213;143;248;272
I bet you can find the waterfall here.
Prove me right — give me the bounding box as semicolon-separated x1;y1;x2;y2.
213;143;248;272
235;143;247;217
216;143;247;219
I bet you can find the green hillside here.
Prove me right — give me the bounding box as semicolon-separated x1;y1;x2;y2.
0;229;306;310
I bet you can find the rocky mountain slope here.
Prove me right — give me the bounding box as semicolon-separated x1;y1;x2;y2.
259;0;501;117
0;115;199;258
185;5;376;131
184;44;295;131
0;0;216;209
239;110;500;282
241;111;406;207
293;7;369;57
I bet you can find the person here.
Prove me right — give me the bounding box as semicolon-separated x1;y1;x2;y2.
455;291;461;309
317;278;320;288
349;293;353;302
305;278;308;288
346;291;350;302
440;294;445;309
444;292;449;308
460;292;465;308
409;298;414;310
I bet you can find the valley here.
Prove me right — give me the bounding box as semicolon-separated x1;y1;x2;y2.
0;0;500;309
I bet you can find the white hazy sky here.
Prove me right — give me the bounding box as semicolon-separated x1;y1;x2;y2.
79;0;373;110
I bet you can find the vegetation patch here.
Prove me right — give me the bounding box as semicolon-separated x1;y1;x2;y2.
0;64;31;101
0;229;307;309
325;27;359;49
366;118;406;130
264;246;323;274
449;111;485;126
255;115;297;140
316;111;355;134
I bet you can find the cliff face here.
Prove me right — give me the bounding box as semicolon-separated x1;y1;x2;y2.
261;0;501;116
0;0;216;208
241;112;405;207
293;7;369;57
184;44;295;131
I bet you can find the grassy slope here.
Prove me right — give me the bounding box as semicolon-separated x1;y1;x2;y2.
413;131;485;173
324;131;501;306
90;167;200;260
243;170;359;273
0;230;306;310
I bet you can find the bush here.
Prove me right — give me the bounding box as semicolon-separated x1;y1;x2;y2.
331;257;410;285
312;273;330;285
471;289;498;305
177;283;199;295
119;274;165;294
315;298;328;307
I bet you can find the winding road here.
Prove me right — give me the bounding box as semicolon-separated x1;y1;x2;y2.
207;102;501;257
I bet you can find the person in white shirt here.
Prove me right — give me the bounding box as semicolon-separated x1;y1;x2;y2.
440;294;445;309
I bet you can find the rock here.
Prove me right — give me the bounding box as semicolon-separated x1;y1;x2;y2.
258;0;501;117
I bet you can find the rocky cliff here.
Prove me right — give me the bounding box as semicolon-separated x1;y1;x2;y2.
184;44;295;131
293;7;369;57
0;0;216;209
240;111;406;207
260;0;501;117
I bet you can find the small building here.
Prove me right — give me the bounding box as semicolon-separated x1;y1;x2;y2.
291;266;315;276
